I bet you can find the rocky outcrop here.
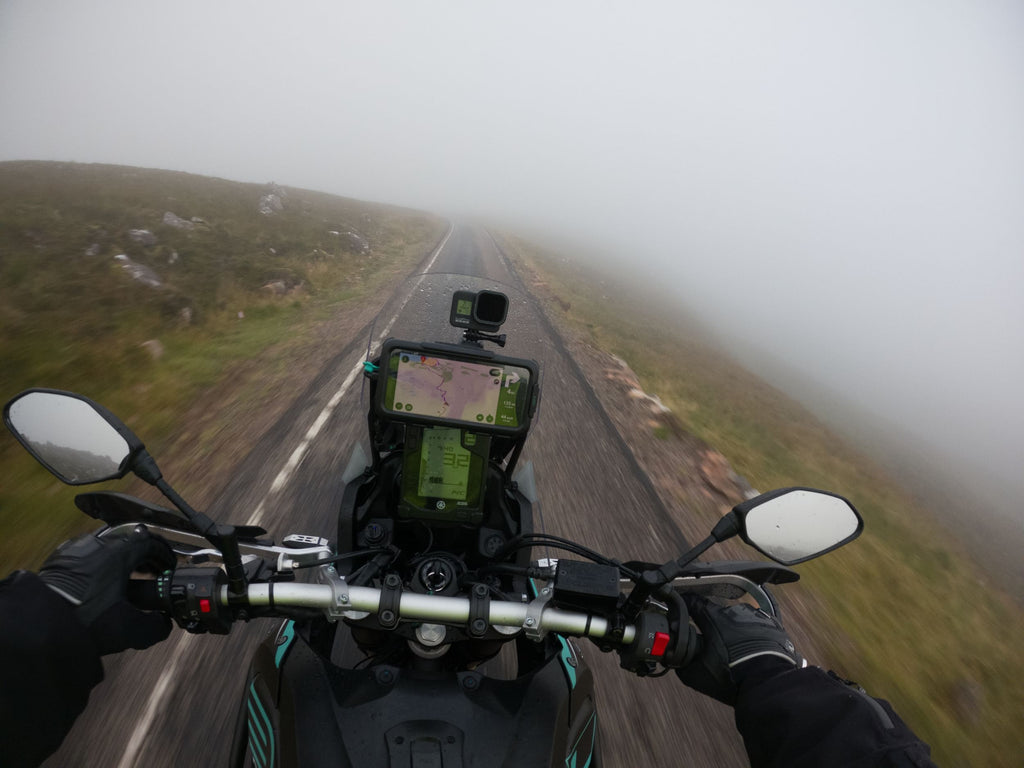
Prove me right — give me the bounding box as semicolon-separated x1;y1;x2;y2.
329;229;370;253
128;229;157;247
114;254;162;288
259;182;287;216
162;211;195;230
262;280;289;296
140;339;165;360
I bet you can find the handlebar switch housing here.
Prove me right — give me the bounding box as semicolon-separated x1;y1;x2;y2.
169;567;232;634
552;560;620;614
617;611;672;676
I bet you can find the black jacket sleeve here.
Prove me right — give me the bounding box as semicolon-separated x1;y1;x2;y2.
733;659;937;768
0;571;105;768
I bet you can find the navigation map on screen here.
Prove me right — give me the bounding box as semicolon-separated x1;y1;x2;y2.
390;353;523;428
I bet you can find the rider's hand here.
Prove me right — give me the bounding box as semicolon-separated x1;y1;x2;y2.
39;527;175;655
675;596;803;706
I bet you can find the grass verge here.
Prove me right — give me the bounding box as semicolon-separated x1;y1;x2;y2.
0;161;445;566
500;233;1024;768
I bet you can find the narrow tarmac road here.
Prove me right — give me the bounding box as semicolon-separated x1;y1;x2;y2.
45;226;748;767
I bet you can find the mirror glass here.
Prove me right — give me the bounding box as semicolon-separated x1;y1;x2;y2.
742;489;861;565
6;392;131;484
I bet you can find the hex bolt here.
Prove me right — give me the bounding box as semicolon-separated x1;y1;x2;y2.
525;617;535;627
462;675;479;691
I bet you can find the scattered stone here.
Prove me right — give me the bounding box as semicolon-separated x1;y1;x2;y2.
178;306;193;325
259;193;284;215
700;449;756;501
84;243;101;257
140;339;164;360
237;311;245;320
114;254;163;288
168;250;179;265
263;280;288;296
162;211;195;230
190;216;206;224
258;182;288;216
343;230;370;253
128;229;158;246
950;677;984;726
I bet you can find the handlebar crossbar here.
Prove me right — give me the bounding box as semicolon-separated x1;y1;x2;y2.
234;580;637;644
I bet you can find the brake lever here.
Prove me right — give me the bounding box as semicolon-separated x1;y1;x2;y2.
101;523;334;572
665;574;779;617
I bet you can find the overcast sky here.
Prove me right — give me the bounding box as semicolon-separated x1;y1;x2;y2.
2;1;1022;513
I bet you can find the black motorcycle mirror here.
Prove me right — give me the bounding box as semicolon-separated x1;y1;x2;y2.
632;487;863;607
3;388;248;598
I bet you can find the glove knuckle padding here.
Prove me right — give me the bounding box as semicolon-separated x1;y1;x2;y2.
39;531;175;655
675;598;801;706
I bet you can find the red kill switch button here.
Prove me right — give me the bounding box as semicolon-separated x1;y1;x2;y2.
200;599;211;614
651;632;670;657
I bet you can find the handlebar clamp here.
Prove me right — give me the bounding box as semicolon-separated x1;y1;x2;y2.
467;583;491;638
378;573;403;630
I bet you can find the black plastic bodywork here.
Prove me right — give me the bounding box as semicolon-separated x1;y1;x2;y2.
232;450;600;766
235;623;598;767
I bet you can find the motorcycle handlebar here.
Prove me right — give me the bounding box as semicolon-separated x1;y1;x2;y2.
237;581;638;645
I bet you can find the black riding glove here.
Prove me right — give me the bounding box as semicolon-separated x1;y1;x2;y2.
675;596;803;706
39;527;175;655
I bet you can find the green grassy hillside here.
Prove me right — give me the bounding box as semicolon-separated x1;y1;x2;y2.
0;161;445;562
500;233;1024;768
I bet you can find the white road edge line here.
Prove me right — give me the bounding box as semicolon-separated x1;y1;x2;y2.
115;635;190;768
115;222;454;767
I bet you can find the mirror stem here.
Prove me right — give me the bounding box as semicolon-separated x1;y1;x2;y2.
140;459;249;599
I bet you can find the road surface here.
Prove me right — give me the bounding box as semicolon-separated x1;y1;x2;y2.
44;226;749;767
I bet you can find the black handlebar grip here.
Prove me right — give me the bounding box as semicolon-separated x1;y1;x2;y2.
126;578;165;611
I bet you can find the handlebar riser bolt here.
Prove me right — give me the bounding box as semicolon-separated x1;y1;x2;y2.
525;618;535;627
381;610;396;624
339;594;349;604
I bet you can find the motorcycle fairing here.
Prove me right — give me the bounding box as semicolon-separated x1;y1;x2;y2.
239;626;598;768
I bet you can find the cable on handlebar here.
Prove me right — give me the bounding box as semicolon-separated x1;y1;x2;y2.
496;534;640;579
292;547;391;569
